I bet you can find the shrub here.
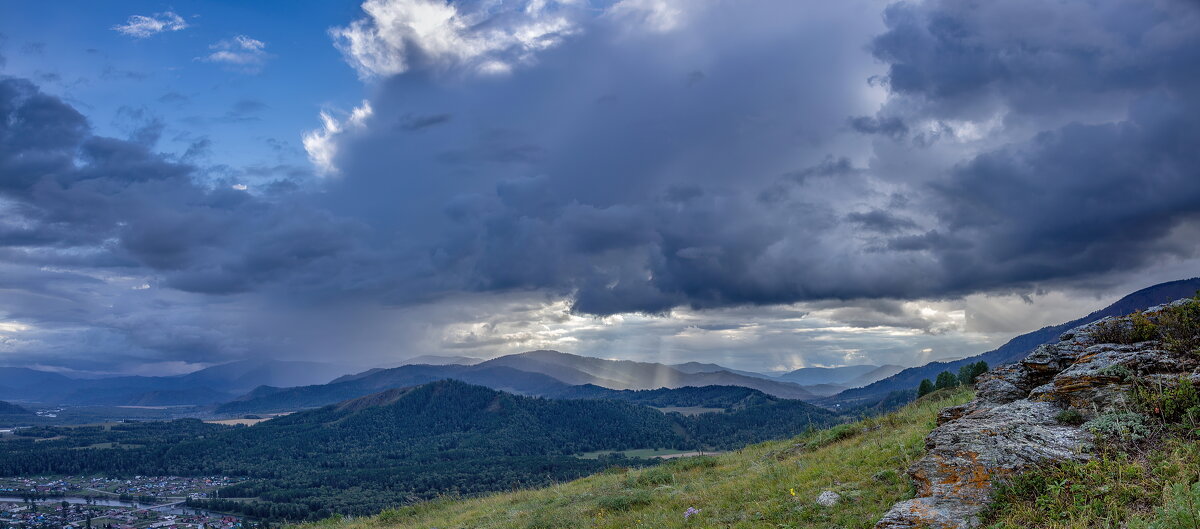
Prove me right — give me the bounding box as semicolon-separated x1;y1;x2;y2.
799;423;863;451
1132;377;1200;426
1128;481;1200;529
627;466;674;487
1055;409;1085;426
1091;313;1158;345
1097;364;1134;381
1158;299;1200;355
1084;412;1152;443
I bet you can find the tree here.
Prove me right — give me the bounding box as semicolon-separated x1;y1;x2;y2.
957;361;989;386
917;379;935;397
934;371;959;390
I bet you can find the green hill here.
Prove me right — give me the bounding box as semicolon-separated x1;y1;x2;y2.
295;388;974;529
0;380;839;520
0;400;30;415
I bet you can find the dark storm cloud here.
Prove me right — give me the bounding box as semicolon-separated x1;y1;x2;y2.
397;112;451;131
0;77;373;368
848;115;907;139
5;0;1200;372
313;0;1200;316
845;209;918;234
866;0;1200;294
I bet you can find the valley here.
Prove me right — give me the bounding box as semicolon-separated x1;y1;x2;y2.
1;279;1197;524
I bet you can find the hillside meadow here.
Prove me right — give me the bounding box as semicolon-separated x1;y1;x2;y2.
297;388;974;529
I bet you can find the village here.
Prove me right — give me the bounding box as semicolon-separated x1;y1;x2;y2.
0;476;243;500
0;501;245;529
0;476;248;529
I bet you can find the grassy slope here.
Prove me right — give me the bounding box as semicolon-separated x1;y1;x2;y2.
982;438;1200;529
300;388;973;529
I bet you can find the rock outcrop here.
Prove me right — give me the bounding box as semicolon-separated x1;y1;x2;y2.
875;300;1200;529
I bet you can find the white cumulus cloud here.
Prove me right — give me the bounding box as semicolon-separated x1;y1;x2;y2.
112;12;189;38
330;0;581;79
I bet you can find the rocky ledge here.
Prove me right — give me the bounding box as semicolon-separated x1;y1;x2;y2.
875;299;1200;529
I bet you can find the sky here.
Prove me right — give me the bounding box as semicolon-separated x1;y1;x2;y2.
1;0;1199;376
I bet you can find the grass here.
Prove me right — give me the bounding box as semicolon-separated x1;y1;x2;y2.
982;439;1200;529
576;448;706;460
294;388;973;529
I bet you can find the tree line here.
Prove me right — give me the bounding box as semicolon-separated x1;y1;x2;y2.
916;361;989;397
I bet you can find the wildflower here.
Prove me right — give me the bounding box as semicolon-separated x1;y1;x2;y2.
684;507;700;520
789;488;796;496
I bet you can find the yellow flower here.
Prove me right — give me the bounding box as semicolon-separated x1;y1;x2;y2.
789;488;796;496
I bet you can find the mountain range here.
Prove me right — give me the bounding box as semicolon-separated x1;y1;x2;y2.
0;359;356;406
6;278;1197;414
215;351;829;415
774;364;905;387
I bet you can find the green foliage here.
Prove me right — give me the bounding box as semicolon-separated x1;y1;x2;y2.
595;490;653;512
1097;364;1133;381
1;381;842;521
1131;377;1200;427
1084;411;1152;443
797;423;862;452
553;385;777;410
985;439;1200;529
958;361;989;386
1128;482;1200;529
290;387;975;529
1091;312;1158;345
934;371;959;390
1158;298;1200;355
917;379;935;397
1089;297;1200;353
1055;409;1085;426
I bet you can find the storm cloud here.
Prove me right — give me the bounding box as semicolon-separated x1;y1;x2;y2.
1;0;1199;372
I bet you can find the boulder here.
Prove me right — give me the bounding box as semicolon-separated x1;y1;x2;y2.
816;490;841;507
875;300;1200;529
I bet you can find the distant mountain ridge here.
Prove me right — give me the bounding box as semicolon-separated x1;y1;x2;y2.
216;351;830;415
477;350;818;399
216;364;575;414
0;359;355;406
827;277;1200;407
668;362;774;380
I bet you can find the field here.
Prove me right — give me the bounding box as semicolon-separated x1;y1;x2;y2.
653;406;726;416
299;388;973;529
204;418;274;426
575;448;712;460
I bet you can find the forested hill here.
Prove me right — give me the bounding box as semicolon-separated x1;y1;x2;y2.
0;380;840;520
214;364;574;414
550;384;779;409
0;401;30;415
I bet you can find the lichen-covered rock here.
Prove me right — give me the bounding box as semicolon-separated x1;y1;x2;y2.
816;490;841;507
875;300;1200;529
876;498;969;529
